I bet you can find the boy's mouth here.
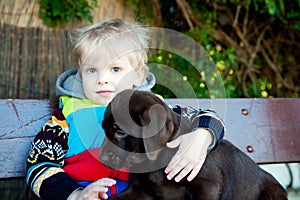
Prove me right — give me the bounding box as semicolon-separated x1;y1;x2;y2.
96;90;113;97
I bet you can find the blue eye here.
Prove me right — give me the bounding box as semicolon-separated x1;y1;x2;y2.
88;68;96;73
111;67;121;72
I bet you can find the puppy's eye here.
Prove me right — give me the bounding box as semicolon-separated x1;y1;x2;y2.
112;123;127;138
115;130;127;138
113;123;119;130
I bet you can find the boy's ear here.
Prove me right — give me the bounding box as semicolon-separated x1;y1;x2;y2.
133;66;145;86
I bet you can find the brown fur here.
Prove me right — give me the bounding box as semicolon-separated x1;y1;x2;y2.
100;89;287;200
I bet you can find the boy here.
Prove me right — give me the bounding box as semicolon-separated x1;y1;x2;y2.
26;18;225;200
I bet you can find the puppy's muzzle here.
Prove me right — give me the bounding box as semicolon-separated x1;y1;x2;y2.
100;151;121;168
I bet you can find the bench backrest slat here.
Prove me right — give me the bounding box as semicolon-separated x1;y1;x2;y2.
0;98;299;178
165;98;300;164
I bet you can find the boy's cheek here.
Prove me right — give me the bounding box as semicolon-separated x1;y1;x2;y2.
118;72;141;87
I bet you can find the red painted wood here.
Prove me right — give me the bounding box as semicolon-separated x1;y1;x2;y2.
165;98;300;164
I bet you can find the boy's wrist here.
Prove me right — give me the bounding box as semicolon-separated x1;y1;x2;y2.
191;115;225;150
67;188;83;200
193;128;214;150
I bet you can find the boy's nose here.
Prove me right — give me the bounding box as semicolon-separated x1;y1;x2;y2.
97;80;108;84
97;71;109;84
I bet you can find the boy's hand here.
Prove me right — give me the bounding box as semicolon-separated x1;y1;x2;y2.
165;128;213;182
68;178;116;200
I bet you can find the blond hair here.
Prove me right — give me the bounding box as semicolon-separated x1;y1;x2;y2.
69;18;150;77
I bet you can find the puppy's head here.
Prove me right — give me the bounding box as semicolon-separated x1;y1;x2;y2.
100;89;184;170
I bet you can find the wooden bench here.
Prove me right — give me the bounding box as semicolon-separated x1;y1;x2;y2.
0;98;300;180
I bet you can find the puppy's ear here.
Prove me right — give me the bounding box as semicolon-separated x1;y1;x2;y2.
142;104;174;160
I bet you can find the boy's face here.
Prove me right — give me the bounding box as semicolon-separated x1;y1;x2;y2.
81;55;145;105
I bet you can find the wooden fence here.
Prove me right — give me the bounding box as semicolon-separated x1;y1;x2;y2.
0;22;75;99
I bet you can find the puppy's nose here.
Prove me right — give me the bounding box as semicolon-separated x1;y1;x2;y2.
108;152;121;162
101;152;120;163
100;152;109;162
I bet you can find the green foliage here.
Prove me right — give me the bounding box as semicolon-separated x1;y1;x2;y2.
184;25;277;98
149;50;213;98
145;0;300;98
249;0;300;29
124;0;157;25
38;0;98;27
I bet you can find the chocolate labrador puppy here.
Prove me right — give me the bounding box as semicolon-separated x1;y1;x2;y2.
100;89;287;200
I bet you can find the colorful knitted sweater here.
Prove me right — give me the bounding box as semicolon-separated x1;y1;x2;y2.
25;69;225;199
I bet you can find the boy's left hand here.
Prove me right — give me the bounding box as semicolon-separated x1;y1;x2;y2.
165;128;213;182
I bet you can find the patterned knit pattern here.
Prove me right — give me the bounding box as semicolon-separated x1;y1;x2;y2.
26;108;71;197
27;110;69;165
33;167;64;197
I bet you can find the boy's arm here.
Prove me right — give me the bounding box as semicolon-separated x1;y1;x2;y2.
26;108;82;200
165;105;225;182
171;105;225;149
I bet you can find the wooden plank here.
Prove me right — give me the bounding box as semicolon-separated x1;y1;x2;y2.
0;137;34;178
0;99;51;139
165;98;300;164
0;99;51;178
0;98;299;178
